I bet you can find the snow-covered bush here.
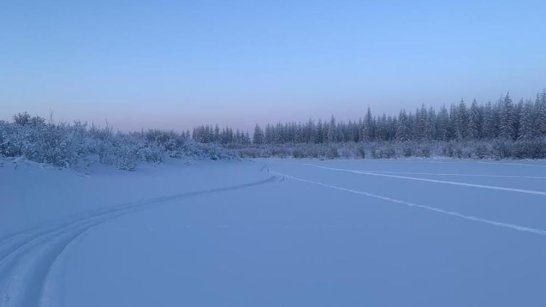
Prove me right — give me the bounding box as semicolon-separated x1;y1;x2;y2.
0;113;235;170
230;139;546;160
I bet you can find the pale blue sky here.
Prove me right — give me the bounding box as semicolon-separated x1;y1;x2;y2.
1;0;545;131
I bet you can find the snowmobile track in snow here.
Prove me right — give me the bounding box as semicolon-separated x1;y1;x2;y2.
0;176;277;307
303;164;546;196
271;170;546;238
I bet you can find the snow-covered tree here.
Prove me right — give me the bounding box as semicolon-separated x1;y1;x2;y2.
396;110;411;142
468;99;482;139
499;93;516;140
518;100;535;140
536;91;546;136
327;116;337;143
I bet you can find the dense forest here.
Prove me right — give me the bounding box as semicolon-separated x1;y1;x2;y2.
192;92;546;145
1;91;546;170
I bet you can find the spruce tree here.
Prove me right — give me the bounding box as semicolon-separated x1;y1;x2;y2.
468;99;482;139
396;110;411;142
518;101;535;140
499;93;516;140
536;91;546;136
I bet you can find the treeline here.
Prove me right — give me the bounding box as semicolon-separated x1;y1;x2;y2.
2;91;546;171
192;126;251;145
193;91;546;145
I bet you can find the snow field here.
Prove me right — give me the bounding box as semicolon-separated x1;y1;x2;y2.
1;158;546;306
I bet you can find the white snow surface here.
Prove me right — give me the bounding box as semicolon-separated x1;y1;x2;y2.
1;158;546;306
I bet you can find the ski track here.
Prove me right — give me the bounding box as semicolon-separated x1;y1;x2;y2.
421;159;546;169
304;164;546;197
345;170;546;179
0;176;276;307
270;171;546;238
476;161;546;168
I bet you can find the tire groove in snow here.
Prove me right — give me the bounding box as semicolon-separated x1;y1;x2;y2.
476;161;546;168
338;170;546;180
0;176;277;307
0;221;103;307
271;170;546;238
304;164;546;197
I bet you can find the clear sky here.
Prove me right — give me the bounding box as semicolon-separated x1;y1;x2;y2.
1;0;545;131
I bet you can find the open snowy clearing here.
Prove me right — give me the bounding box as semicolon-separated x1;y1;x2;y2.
1;158;546;306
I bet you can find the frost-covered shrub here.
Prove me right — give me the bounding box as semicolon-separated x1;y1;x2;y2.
0;121;23;157
229;139;545;160
492;140;512;159
510;139;546;159
325;146;339;159
415;146;431;158
472;143;490;159
402;145;413;157
355;146;366;159
178;142;236;161
291;147;306;158
0;114;235;170
270;147;290;158
137;145;163;163
95;134;138;170
371;146;396;159
141;129;187;153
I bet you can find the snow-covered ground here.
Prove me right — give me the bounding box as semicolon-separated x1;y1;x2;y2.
1;158;546;306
